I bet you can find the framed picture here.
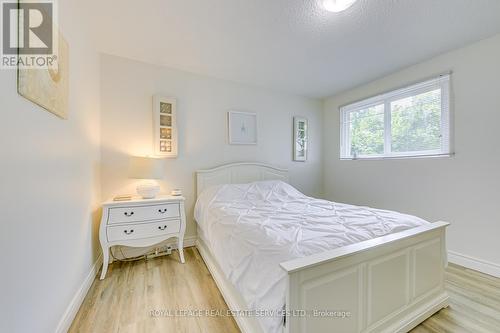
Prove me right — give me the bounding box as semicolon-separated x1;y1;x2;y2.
153;95;178;157
228;111;257;145
18;32;69;119
293;117;308;161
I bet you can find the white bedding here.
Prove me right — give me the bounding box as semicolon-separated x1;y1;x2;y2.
194;181;430;333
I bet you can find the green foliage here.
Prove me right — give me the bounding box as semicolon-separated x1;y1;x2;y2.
391;90;441;152
350;89;441;156
350;105;384;156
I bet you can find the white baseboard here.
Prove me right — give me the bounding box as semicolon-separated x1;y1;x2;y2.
55;236;197;333
55;254;103;333
448;251;500;278
169;235;197;249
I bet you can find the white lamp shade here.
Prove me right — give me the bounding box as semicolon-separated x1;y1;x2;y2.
129;156;164;180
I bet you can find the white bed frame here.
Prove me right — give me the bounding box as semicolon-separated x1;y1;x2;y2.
195;162;449;333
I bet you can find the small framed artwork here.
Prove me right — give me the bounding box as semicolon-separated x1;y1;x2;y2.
293;117;308;161
153;95;178;157
228;111;257;145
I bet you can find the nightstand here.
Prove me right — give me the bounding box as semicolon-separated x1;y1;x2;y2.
99;195;186;279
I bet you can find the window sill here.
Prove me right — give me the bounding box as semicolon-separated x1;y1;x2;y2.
340;153;455;161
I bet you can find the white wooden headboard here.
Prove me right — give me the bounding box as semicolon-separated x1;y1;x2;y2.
196;162;289;196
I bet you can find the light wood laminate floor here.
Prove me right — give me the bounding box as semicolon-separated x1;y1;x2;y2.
70;248;500;333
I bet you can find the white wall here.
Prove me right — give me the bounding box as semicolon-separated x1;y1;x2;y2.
0;1;101;332
101;54;323;241
323;34;500;272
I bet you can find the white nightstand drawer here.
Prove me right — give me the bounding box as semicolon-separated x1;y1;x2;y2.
107;203;180;224
107;219;181;242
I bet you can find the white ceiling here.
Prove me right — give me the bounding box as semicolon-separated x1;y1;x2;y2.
91;0;500;98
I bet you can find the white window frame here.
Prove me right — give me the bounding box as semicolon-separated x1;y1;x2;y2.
340;74;451;160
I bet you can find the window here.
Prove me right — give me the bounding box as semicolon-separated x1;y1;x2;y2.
340;74;451;159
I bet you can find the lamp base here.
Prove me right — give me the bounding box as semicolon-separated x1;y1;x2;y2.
136;183;160;199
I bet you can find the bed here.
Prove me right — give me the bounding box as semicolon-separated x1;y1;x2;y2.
194;162;449;333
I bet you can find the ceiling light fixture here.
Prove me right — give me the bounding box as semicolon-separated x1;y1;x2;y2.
322;0;358;12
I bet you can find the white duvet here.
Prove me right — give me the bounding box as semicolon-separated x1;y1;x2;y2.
194;181;429;333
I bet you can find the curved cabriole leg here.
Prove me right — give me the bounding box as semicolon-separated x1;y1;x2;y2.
178;237;185;263
100;246;109;280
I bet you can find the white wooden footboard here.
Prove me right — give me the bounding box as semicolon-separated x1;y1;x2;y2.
280;221;449;333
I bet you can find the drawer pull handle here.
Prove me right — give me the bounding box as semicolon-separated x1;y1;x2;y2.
158;225;167;231
158;208;168;214
123;229;134;235
124;212;134;217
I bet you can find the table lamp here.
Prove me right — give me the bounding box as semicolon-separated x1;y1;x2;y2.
129;156;164;199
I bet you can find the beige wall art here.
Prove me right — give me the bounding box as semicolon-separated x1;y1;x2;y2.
18;31;69;119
